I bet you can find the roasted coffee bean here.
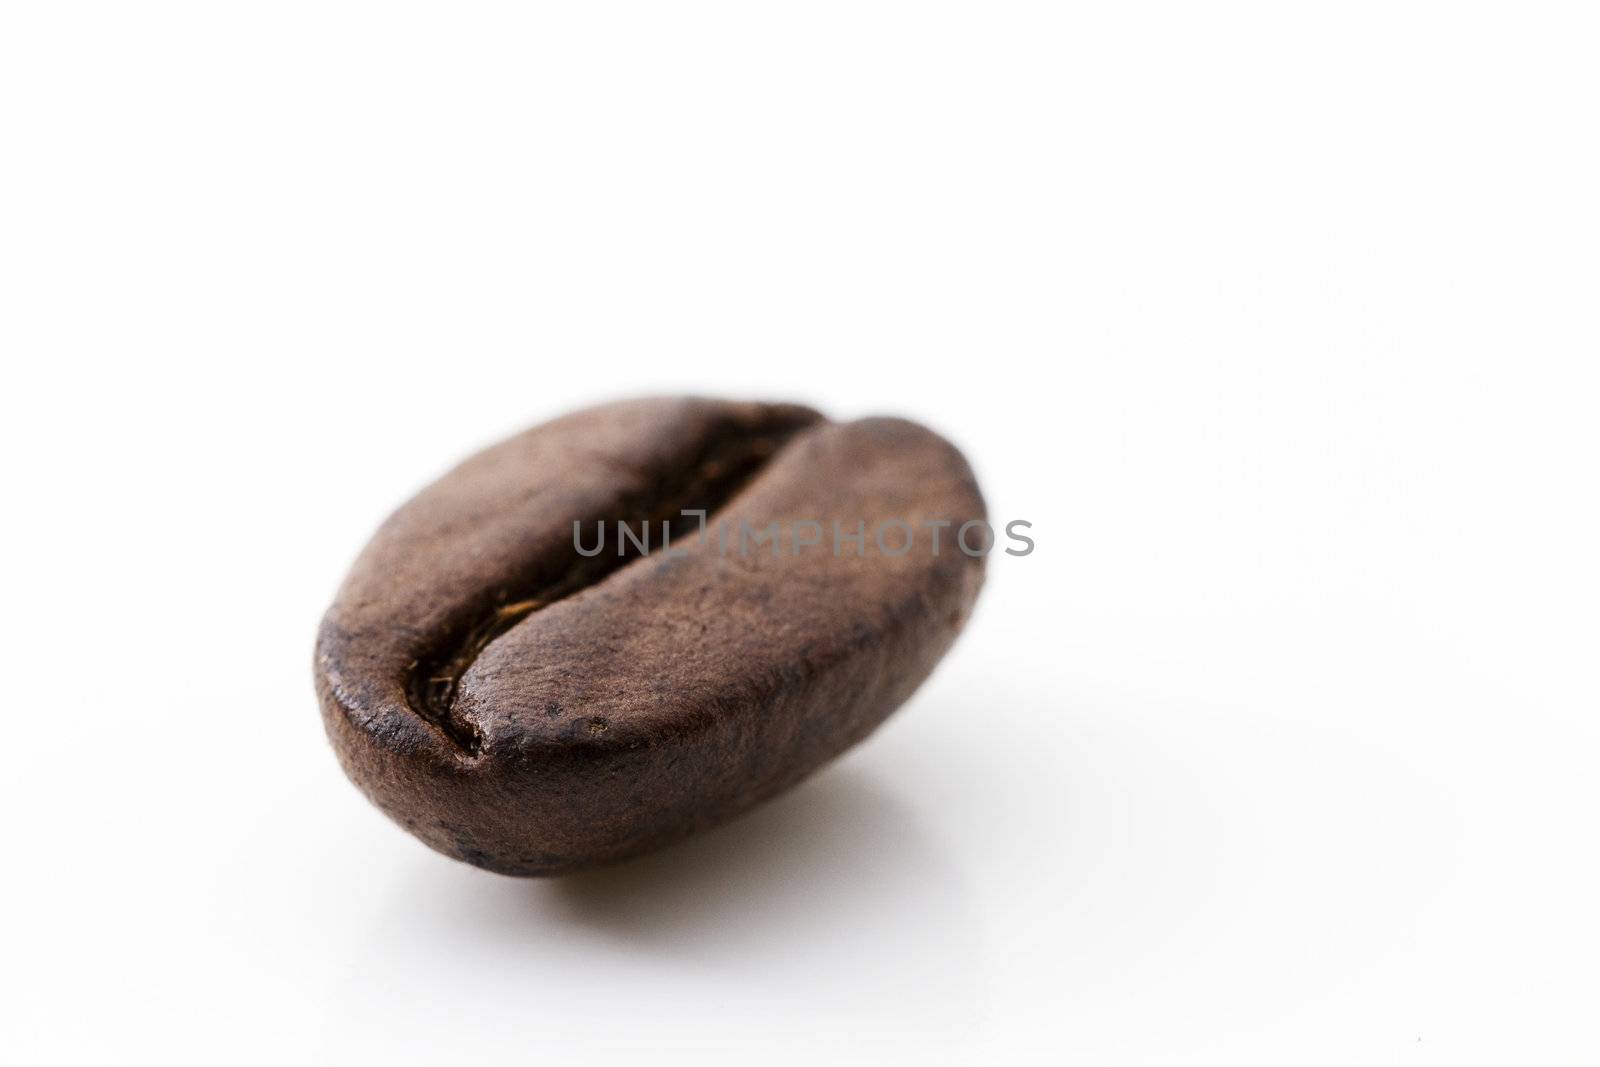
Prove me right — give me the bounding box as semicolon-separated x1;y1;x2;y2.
314;397;986;875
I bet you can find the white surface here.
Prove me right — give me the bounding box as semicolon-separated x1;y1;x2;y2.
4;3;1598;1064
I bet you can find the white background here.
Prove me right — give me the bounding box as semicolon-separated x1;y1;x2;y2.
3;2;1597;1064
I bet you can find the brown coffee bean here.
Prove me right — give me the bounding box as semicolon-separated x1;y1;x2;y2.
315;397;986;875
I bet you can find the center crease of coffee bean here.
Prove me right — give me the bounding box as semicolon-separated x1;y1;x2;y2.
403;421;810;756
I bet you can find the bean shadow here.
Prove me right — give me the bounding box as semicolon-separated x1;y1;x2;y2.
529;764;969;953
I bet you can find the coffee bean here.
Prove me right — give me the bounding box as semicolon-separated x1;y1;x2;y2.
315;397;986;875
